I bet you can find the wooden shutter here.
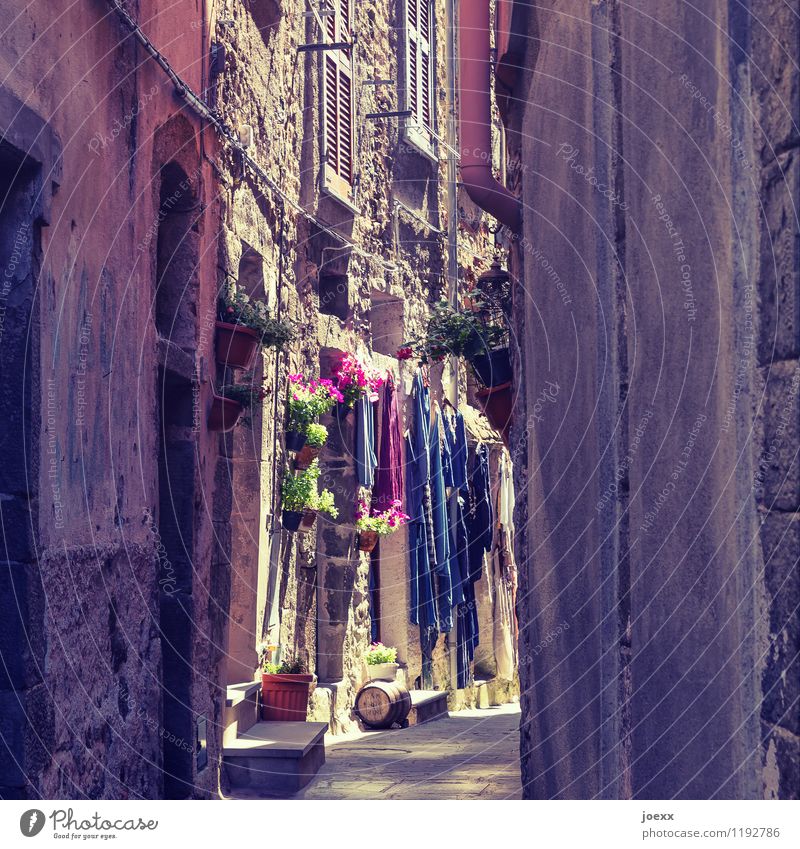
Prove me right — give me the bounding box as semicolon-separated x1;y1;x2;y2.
322;0;354;196
406;0;433;136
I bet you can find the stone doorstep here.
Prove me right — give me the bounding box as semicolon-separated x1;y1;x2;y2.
222;721;328;796
223;681;260;746
408;690;449;726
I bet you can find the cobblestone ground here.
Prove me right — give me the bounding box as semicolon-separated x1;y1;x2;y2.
296;702;522;800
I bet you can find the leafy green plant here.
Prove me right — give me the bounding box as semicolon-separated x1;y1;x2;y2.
218;286;294;351
218;380;267;410
304;422;328;448
403;298;507;364
281;460;321;512
365;643;398;665
264;658;306;674
311;488;338;518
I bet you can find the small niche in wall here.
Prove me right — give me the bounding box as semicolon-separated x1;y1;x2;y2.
319;271;349;321
370;290;404;356
246;0;281;43
238;242;265;299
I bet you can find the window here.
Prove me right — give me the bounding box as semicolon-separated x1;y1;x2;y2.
319;271;349;320
403;0;435;156
321;0;355;203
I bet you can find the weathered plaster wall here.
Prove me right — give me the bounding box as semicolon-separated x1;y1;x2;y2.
508;0;798;799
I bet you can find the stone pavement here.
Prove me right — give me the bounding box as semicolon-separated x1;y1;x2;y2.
295;702;522;800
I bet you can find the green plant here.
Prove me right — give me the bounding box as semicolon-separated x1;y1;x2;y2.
281;460;321;512
404;298;507;364
218;286;294;351
365;643;398;665
218;380;267;410
304;422;328;448
264;658;306;675
311;488;338;518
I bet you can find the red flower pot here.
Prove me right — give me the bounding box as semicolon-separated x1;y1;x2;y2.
294;444;319;470
208;394;244;432
299;509;318;532
358;530;379;552
261;673;314;722
214;321;260;370
474;381;514;447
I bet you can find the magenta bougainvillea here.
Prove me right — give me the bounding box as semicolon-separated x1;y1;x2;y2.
355;498;410;535
334;353;385;407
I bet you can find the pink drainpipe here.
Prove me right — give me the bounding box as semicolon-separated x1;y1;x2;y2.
459;0;522;232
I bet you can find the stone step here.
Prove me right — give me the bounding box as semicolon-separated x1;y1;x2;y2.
222;681;260;747
408;689;449;726
221;720;328;797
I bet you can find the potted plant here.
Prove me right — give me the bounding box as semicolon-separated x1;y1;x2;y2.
355;498;410;552
286;374;343;451
208;381;267;432
300;486;338;532
403;298;511;388
215;287;294;370
258;645;314;722
364;642;399;682
295;423;327;470
332;353;385;414
281;460;321;532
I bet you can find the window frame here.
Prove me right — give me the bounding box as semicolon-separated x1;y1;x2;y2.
320;0;357;207
400;0;437;161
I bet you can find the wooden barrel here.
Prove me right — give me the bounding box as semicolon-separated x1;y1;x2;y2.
354;681;412;729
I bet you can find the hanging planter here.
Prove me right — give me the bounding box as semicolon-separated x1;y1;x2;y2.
470;346;512;388
299;508;318;532
285;429;307;452
334;400;353;420
214;321;260;370
474;381;514;447
208;381;267;432
282;509;304;532
295;423;327;469
207;394;244;432
358;530;379;552
281;462;338;534
216;286;293;369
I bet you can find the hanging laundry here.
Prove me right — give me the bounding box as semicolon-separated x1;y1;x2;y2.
355;394;377;487
430;405;453;633
466;442;494;583
407;370;437;633
373;373;403;510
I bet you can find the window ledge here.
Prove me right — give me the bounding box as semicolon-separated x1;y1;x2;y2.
402;124;439;165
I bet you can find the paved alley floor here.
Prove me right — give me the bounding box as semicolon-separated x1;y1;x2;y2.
295;702;522;800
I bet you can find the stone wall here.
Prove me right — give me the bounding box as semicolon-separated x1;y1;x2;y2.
505;0;799;799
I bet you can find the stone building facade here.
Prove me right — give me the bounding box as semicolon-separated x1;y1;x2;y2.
0;0;518;799
499;0;799;799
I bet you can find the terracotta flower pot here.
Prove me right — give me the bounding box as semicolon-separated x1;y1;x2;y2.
470;347;512;388
299;509;318;532
358;530;379;552
261;673;314;722
282;509;304;532
214;320;260;370
474;381;514;448
294;443;319;470
285;429;307;452
208;395;244;432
